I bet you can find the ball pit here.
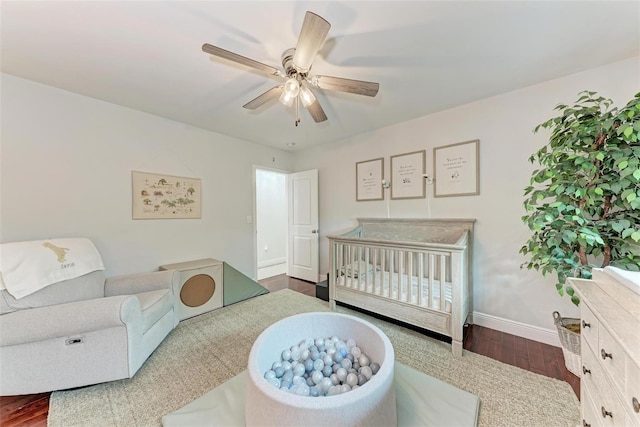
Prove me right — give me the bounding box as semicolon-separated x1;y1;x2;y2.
262;334;380;397
246;312;396;426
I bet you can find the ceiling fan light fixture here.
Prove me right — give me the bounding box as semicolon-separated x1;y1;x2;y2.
279;90;295;107
283;77;300;97
299;85;316;107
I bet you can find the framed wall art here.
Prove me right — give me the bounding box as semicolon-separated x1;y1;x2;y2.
356;158;384;201
433;139;479;197
132;171;202;219
390;150;426;199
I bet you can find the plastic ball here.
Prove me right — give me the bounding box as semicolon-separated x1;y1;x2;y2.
322;365;333;377
293;363;305;377
340;358;352;370
346;373;358;387
370;362;380;375
351;346;362;358
360;365;373;380
359;354;370;367
336;368;348;382
357;373;367;386
330;373;340;385
281;349;291;361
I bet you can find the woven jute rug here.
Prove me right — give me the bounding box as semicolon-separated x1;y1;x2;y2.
49;289;580;426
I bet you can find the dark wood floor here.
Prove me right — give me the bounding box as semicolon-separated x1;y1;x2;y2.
0;274;579;426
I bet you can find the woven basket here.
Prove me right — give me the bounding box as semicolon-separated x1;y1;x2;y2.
553;311;581;377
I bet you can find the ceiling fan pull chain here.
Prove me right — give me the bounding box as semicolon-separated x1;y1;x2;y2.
295;96;301;126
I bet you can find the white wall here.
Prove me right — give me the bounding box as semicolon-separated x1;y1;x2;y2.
255;168;288;278
293;57;639;341
0;74;293;278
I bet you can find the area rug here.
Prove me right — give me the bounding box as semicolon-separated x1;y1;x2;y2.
49;289;580;427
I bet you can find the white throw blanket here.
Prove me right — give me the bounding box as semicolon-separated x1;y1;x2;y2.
0;238;105;299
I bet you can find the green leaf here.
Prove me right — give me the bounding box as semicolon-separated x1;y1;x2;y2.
624;125;634;137
626;192;637;203
633;169;640;181
619;160;629;170
632;232;640;242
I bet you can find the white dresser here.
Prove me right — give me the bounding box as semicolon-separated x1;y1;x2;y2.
570;268;640;427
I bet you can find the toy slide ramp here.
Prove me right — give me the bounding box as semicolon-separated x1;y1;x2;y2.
223;262;269;306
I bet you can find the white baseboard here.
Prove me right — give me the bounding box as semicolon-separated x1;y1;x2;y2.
257;263;287;280
472;311;561;347
257;257;287;269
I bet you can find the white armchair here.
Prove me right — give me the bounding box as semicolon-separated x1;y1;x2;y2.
0;268;179;395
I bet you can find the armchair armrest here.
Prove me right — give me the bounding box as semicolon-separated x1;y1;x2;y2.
0;295;141;347
105;270;178;297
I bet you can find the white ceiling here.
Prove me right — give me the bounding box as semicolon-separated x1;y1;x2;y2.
2;1;639;151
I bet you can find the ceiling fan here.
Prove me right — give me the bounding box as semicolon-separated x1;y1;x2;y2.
202;11;380;126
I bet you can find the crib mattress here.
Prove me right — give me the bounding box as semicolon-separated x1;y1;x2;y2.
337;271;453;313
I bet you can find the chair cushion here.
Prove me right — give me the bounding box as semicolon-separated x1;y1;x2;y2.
136;289;173;333
0;271;105;315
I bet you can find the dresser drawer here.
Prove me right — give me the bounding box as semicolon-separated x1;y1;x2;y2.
581;303;598;353
582;382;603;427
581;344;627;426
598;325;625;395
627;358;640;423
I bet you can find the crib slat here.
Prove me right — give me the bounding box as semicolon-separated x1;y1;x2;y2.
407;251;414;304
364;246;370;292
371;248;380;295
380;249;389;296
440;254;447;311
418;253;424;307
398;250;404;302
389;249;395;299
337;243;343;287
429;254;435;309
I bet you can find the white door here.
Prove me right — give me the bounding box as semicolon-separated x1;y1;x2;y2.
287;169;319;283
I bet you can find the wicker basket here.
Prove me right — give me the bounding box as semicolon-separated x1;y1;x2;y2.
553;311;581;377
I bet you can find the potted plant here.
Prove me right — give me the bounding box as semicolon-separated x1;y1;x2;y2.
521;90;640;304
520;91;640;375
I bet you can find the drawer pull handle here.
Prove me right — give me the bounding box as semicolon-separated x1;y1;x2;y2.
582;420;591;427
633;397;639;413
581;320;591;328
582;366;591;375
601;406;613;418
600;349;613;360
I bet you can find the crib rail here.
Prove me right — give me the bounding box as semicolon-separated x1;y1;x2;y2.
330;238;463;311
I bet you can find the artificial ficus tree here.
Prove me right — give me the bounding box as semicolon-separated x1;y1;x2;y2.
521;91;640;305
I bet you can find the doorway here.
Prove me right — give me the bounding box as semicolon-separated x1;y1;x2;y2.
254;168;288;280
253;167;320;282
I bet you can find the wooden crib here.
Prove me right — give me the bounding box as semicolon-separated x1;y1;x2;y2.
328;218;475;356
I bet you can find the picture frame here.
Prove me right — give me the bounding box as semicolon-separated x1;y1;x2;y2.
433;139;479;197
356;158;384;201
132;171;202;219
390;150;426;199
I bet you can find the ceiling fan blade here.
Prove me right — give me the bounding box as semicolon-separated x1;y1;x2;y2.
305;99;328;123
243;86;283;110
314;75;380;97
202;43;282;76
292;12;331;73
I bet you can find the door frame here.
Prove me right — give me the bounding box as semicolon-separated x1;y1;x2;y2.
252;165;291;280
